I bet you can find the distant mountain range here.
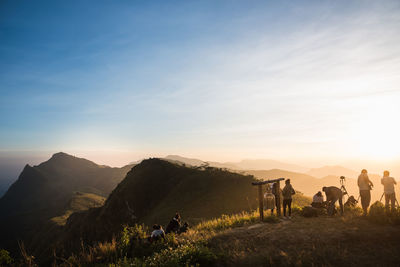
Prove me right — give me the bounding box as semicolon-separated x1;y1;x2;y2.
165;156;390;202
164;155;309;173
306;165;360;179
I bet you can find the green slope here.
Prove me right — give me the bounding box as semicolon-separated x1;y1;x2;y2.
51;192;106;226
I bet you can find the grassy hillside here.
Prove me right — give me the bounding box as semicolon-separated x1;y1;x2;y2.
62;159;259;246
58;159;312;259
46;205;400;267
208;212;400;266
51;192;106;226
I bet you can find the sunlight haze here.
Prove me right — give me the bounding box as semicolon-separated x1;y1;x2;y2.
1;0;399;170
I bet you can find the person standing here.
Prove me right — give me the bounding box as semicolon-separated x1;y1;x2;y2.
282;179;295;218
381;170;397;213
358;169;374;216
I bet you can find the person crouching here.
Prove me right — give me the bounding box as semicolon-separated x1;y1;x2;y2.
149;224;165;243
312;191;324;208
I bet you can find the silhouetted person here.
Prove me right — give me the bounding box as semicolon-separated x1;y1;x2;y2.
381;170;397;213
312;191;324;208
166;212;181;234
149;224;165;242
322;186;343;215
358;169;373;215
282;179;295;218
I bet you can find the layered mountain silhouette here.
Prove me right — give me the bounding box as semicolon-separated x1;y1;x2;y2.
0;152;134;252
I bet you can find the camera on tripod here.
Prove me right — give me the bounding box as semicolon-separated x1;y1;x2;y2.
339;176;348;196
340;176;346;185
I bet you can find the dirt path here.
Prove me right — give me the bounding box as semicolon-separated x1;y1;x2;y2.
208;216;400;266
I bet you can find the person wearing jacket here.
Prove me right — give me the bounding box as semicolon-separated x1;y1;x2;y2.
282;179;295;218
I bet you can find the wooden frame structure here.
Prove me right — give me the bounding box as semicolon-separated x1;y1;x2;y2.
252;178;285;221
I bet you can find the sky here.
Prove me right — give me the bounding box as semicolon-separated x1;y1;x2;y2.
1;0;400;172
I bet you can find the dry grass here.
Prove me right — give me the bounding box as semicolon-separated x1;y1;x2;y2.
50;207;400;266
207;213;400;266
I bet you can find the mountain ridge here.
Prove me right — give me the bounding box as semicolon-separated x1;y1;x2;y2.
0;152;135;254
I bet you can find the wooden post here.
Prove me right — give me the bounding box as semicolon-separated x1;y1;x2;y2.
258;185;264;221
252;178;285;221
276;181;281;217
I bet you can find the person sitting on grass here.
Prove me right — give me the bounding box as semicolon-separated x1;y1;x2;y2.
311;191;324;208
282;179;296;218
149;224;165;242
166;212;181;234
178;222;189;234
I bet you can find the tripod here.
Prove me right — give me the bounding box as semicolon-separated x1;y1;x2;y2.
340;176;349;199
379;192;400;208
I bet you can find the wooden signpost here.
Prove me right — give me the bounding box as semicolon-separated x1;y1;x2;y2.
252;178;285;221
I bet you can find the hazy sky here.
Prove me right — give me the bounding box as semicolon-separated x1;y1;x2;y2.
1;0;399;167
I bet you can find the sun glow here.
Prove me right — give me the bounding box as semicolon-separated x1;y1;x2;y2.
354;104;400;160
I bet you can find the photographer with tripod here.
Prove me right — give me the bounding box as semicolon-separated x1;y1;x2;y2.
358;169;374;216
381;170;397;213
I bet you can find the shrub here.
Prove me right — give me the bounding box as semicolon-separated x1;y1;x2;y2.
144;243;218;267
117;224;148;257
195;211;259;232
0;249;13;266
301;206;318;217
368;201;388;224
291;205;303;215
344;205;363;216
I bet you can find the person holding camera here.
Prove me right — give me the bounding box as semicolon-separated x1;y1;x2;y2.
358;169;373;216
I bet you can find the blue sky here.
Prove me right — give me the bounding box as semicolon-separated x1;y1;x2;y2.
1;0;400;168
